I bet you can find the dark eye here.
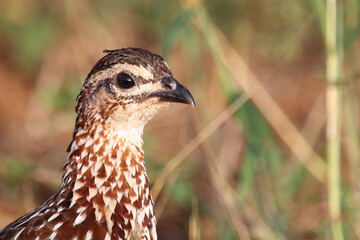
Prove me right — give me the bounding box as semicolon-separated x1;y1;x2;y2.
117;73;135;89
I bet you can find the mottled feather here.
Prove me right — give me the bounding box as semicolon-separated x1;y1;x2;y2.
0;47;195;240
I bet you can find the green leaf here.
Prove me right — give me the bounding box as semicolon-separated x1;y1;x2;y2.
170;179;192;208
2;158;32;187
162;9;196;58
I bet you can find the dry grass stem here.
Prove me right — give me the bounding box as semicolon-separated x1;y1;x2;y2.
194;9;327;181
201;141;251;240
154;172;178;219
189;197;201;240
200;138;285;240
300;94;326;149
152;93;250;200
326;0;344;239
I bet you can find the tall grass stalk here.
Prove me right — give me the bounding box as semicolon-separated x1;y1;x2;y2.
326;0;344;239
189;198;201;240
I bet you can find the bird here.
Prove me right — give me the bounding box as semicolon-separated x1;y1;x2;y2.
0;47;195;240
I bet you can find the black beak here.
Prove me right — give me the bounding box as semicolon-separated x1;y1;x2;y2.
148;77;195;107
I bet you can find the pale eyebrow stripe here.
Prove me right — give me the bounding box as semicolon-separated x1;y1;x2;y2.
89;63;155;85
112;63;154;80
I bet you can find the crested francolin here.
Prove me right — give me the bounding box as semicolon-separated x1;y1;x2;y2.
0;47;195;240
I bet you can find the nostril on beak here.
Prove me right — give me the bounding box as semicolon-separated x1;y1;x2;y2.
161;77;176;90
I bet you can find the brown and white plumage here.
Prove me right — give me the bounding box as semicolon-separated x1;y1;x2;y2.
0;48;195;240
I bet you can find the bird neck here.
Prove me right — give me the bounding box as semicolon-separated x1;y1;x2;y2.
60;114;154;231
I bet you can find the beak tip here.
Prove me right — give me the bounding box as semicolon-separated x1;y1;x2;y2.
185;91;196;108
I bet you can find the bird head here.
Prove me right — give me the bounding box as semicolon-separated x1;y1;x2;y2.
76;48;195;137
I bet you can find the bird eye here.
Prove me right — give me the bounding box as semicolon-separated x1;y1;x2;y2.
117;73;135;89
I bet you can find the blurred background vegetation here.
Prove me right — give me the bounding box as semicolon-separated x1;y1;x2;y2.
0;0;359;239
